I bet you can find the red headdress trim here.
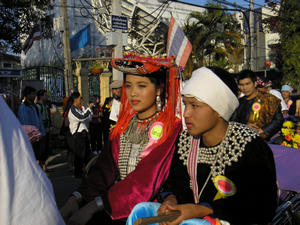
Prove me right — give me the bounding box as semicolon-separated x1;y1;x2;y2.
110;52;181;147
111;52;177;75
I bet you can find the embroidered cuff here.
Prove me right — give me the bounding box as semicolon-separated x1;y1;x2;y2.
94;196;105;211
198;202;212;210
72;191;83;206
157;192;173;203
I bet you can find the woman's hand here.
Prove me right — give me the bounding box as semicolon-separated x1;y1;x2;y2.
159;204;213;225
65;200;99;225
59;196;80;223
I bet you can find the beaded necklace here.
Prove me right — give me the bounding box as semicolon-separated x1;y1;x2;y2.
118;112;161;180
178;122;259;182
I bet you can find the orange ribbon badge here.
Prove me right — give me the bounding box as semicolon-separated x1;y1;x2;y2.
213;175;236;201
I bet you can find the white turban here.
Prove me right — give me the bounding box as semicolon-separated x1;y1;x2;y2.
181;67;239;121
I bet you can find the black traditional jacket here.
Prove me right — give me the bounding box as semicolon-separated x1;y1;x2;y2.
162;123;277;225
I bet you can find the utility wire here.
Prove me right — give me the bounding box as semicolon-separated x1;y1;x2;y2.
132;3;170;32
51;37;64;66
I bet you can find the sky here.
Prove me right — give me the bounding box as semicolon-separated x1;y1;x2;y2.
181;0;268;10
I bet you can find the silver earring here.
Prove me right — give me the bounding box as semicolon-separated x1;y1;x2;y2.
156;95;161;111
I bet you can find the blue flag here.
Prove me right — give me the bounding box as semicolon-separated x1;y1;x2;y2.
70;24;91;52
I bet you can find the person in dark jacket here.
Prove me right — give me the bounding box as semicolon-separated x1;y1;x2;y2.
126;66;277;225
230;69;284;140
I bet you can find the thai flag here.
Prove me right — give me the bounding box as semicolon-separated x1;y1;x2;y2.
22;19;41;55
167;16;192;68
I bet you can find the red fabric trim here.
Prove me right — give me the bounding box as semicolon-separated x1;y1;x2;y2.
109;120;182;219
188;135;201;203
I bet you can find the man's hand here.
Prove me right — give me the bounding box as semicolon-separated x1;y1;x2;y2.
66;200;99;225
247;122;260;132
88;103;94;109
257;127;264;135
159;204;213;225
60;196;80;223
247;123;265;136
157;195;178;215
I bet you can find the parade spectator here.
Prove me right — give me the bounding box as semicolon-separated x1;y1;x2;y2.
90;94;103;154
0;96;64;224
62;98;75;173
230;69;284;140
126;67;277;225
102;97;114;144
60;53;182;224
62;96;69;110
281;85;297;116
257;77;288;115
109;80;123;123
36;89;53;160
68;92;93;178
50;104;64;148
17;86;46;167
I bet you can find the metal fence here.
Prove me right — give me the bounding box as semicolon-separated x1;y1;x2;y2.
88;74;100;103
22;66;81;102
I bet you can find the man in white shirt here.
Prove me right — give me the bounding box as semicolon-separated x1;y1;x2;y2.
109;80;123;122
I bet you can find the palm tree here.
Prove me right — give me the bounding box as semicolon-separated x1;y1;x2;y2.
183;1;243;76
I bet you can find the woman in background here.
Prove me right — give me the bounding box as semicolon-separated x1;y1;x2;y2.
90;94;103;154
102;96;114;145
68;92;93;178
63;98;75;172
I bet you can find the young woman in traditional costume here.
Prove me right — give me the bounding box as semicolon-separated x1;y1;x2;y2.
60;53;182;224
126;67;277;225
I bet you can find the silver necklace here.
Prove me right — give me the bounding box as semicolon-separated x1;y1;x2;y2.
178;122;259;182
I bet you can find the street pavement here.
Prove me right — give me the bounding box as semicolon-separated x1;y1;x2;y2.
46;147;82;209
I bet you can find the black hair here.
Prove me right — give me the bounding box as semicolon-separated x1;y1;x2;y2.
103;97;113;107
70;92;81;104
236;69;257;83
207;66;238;97
92;94;100;104
63;98;73;114
36;90;47;100
22;86;36;98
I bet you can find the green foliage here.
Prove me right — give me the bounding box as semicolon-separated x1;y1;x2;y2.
88;60;105;70
263;0;300;89
183;1;243;77
0;0;53;53
280;0;300;89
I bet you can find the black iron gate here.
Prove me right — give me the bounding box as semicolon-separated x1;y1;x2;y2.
22;66;78;102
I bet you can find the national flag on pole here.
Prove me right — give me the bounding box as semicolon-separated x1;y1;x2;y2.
167;16;192;68
70;24;91;52
22;19;41;55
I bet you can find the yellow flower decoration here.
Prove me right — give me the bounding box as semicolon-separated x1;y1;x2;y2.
293;143;299;149
294;133;300;144
281;128;291;136
283;121;295;129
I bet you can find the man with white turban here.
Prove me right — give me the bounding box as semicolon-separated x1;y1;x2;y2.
126;67;277;225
